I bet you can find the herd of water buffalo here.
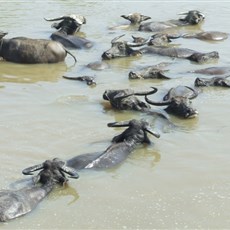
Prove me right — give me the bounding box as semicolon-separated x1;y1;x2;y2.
0;10;229;222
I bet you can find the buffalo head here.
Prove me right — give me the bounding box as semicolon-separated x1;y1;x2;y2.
179;10;205;25
22;158;79;185
121;13;151;25
108;119;160;144
195;76;230;87
103;87;157;111
44;14;86;34
101;34;143;60
145;86;198;119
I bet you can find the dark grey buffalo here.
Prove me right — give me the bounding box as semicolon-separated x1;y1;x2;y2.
67;119;160;170
145;86;198;118
0;158;78;222
129;62;171;80
63;75;96;86
182;31;228;41
45;14;93;49
110;13;151;30
188;66;230;75
0;32;76;64
101;34;219;64
132;33;181;47
195;76;230;87
103;88;157;111
139;10;205;32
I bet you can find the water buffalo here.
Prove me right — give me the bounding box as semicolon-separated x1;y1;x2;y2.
103;88;157;111
182;31;228;41
0;32;76;64
67;119;160;170
132;33;181;47
109;13;151;30
129;62;171;80
195;76;230;87
188;66;230;75
145;86;198;118
139;10;205;32
101;34;219;64
63;75;96;86
45;14;93;49
0;158;78;222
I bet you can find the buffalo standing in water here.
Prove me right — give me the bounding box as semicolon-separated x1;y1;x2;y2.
101;34;219;64
67;119;160;170
139;10;205;32
0;31;76;64
145;86;198;119
0;158;78;222
45;14;93;49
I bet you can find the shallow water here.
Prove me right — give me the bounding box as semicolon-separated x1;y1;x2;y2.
0;0;230;229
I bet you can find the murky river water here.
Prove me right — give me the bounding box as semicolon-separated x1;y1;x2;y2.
0;0;230;229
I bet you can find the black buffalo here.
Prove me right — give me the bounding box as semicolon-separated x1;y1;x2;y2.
139;10;205;32
101;34;219;64
67;119;160;170
195;76;230;87
103;88;157;111
0;31;76;64
0;158;78;222
45;14;93;49
145;86;198;118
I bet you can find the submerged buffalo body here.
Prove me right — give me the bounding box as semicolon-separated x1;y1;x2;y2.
145;86;198;118
139;10;205;32
67;119;160;170
189;66;230;75
45;14;93;49
182;31;229;41
0;159;78;222
101;35;219;64
0;32;76;64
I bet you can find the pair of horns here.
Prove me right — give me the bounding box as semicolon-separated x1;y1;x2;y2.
108;119;160;138
145;86;198;106
22;158;79;179
108;87;158;101
111;34;147;47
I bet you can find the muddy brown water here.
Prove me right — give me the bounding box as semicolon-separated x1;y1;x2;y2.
0;0;230;229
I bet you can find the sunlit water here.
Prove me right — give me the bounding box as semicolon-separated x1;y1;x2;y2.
0;0;230;229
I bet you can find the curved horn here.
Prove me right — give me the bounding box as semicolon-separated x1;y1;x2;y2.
22;163;44;175
60;165;79;179
111;34;126;44
127;41;147;47
134;87;158;96
114;87;158;100
107;120;130;128
145;128;160;138
44;16;66;22
145;94;172;106
185;86;198;99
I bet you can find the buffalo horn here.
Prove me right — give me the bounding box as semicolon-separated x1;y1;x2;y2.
184;86;198;99
111;34;126;44
60;165;79;179
22;163;44;175
114;87;158;100
107;120;130;128
145;128;160;138
44;15;86;24
145;95;172;106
